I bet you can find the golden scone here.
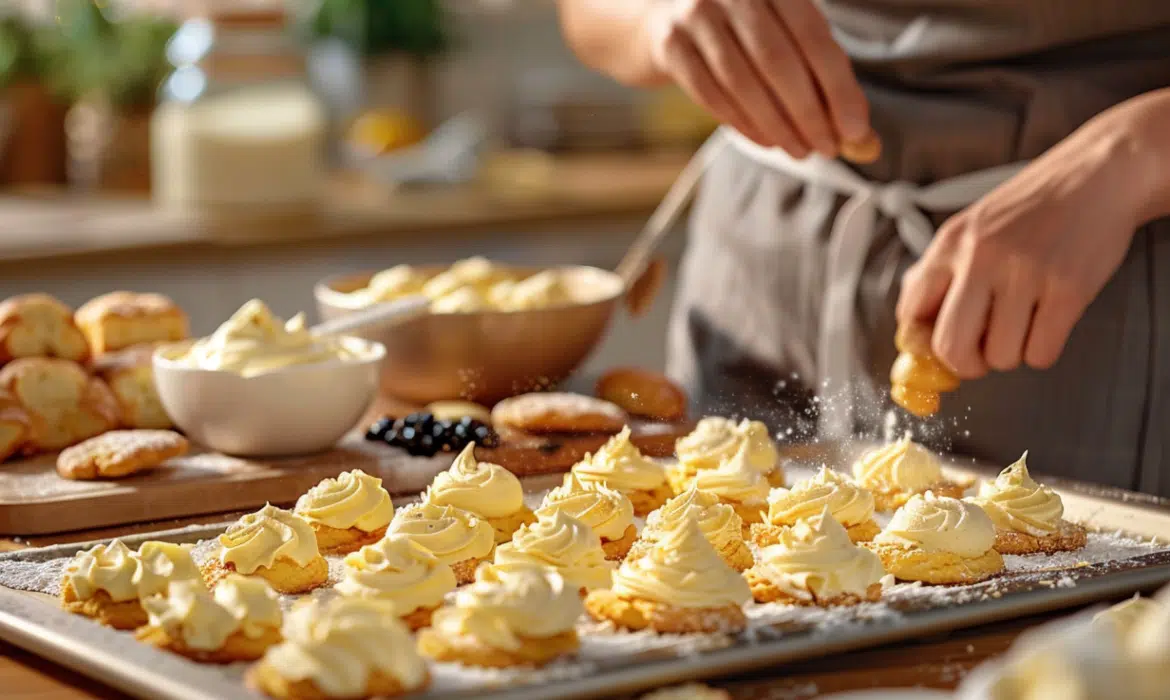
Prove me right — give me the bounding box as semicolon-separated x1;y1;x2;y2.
0;293;89;363
203;505;328;594
138;578;282;664
746;507;887;606
869;492;1004;585
635;484;754;572
968;452;1087;555
89;343;171;429
535;472;637;560
418;565;584;668
56;429;188;480
0;389;31;462
595;367;688;421
424;442;535;544
335;535;457;631
0;358;120;452
852;434;968;511
75;291;188;356
388;501;496;585
586;518;751;634
672;416;785;493
889;322;960;418
59;539;203;630
294;469;394;555
249;598;430;700
491;392;628;434
753;466;880;546
572;426;671;516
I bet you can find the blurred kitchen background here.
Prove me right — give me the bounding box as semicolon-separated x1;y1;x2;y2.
0;0;716;373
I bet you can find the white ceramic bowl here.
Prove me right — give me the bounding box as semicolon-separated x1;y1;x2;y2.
153;337;385;457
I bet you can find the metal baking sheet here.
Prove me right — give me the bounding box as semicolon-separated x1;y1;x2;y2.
1;454;1169;700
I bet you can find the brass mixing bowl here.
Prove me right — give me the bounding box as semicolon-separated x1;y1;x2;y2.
314;265;625;405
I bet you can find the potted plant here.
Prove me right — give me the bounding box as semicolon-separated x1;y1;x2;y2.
301;0;448;126
0;15;67;185
39;0;176;192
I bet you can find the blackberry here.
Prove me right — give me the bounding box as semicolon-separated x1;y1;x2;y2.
364;416;394;441
370;411;502;455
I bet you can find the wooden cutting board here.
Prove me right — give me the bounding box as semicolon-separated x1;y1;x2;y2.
0;420;692;537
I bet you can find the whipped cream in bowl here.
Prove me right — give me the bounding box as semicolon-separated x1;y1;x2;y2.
154;300;385;456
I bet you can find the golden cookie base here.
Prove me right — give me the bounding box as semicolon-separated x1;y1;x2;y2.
626;483;673;517
201;555;329;595
745;568;882;606
602;524;638;561
488;507;538;545
59;583;146;630
417;628;579;668
629;534;754;573
450;555;490;586
993;521;1088;555
584;589;746;634
399;605;439;632
866;542;1004;585
136;624;281;664
248;664;428;700
310;523;387;556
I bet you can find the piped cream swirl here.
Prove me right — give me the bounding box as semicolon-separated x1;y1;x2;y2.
875;492;996;557
642;484;744;553
573;426;666;492
970;453;1063;536
751;507;886;601
142;580;241;651
610;518;750;608
212;574;282;639
493;510;615;591
294;469;393;532
852;435;943;493
133;541;202;599
218;504;321;574
426;443;525;519
430;565;583;651
675;417;779;474
388;502;495;565
536;472;635;541
690;442;771;504
335;534;457;614
63;539;141;602
262;598;427;696
767;466;875;528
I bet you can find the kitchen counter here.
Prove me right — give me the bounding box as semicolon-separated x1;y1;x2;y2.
0;152;692;263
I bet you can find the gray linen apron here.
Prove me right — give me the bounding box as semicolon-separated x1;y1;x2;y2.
667;1;1170;495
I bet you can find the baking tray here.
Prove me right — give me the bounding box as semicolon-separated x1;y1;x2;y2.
1;454;1169;700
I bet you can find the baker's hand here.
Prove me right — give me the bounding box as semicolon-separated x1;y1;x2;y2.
896;117;1151;379
642;0;870;158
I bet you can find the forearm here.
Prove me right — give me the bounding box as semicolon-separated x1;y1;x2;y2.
557;0;667;87
1106;88;1170;224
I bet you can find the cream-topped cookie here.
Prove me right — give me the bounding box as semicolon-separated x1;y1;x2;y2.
218;504;321;574
294;469;393;533
536;472;635;543
971;453;1062;536
134;541;202;599
418;565;584;667
574;426;667;492
766;466;876;532
869;492;1004;584
142;580;243;652
638;484;752;570
63;539;141;603
427;443;525;519
493;510;615;591
1093;594;1163;637
691;442;770;520
746;507;886;605
853;435;942;494
335;534;457;619
612;518;750;609
675;416;779;475
212;574;282;639
254;598;429;698
388;501;495;584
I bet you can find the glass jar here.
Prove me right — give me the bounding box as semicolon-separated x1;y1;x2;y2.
151;7;327;218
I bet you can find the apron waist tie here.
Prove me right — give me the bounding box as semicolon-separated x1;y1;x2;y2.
721;126;1027;438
